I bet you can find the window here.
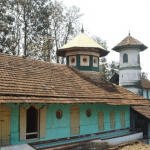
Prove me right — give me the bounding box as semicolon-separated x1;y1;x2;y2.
110;111;115;129
121;110;125;128
98;111;104;131
123;53;128;63
86;109;91;117
137;54;140;64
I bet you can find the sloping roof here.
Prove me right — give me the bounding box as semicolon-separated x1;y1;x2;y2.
141;77;150;89
132;106;150;120
112;35;148;52
0;53;149;105
57;33;109;57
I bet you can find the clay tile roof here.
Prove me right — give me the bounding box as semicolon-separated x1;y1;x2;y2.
0;53;149;105
141;77;150;89
57;33;109;57
132;106;150;120
112;35;148;52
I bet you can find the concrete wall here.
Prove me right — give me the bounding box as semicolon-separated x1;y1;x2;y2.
119;48;141;68
6;103;130;146
119;47;142;95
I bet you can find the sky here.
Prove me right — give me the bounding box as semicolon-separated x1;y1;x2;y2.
56;0;150;79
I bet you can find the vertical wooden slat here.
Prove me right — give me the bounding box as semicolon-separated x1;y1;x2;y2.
121;110;125;127
110;111;115;129
20;106;26;141
70;105;80;135
98;111;104;131
40;106;46;138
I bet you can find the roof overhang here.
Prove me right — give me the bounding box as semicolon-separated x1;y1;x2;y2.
112;44;148;52
57;47;109;57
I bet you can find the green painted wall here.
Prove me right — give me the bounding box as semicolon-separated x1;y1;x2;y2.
6;103;130;145
68;55;99;72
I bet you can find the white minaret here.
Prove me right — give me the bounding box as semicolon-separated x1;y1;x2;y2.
112;32;148;95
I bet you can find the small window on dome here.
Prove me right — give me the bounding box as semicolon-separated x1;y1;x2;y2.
123;53;128;63
93;56;98;67
69;56;76;66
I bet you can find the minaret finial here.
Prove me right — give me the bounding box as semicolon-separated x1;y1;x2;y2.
128;30;130;36
81;25;84;33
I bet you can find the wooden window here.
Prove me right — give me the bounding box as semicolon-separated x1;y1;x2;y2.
70;105;80;135
121;110;125;128
98;111;104;131
20;104;46;141
110;111;115;129
123;53;128;63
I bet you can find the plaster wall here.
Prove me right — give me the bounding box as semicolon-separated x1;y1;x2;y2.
124;87;141;95
5;103;130;146
142;89;150;99
119;48;141;68
119;69;141;86
143;89;147;98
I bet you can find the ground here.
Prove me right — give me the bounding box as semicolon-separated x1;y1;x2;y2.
121;143;150;150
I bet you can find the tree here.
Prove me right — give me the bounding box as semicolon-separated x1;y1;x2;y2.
142;72;148;79
0;0;16;55
50;1;83;63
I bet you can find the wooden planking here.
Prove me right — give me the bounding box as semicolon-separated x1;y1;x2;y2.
110;111;115;130
0;104;11;146
98;111;104;131
121;110;125;128
20;106;26;141
40;106;47;138
70;105;80;135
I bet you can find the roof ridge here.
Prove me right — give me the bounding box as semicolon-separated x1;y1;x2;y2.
75;33;83;46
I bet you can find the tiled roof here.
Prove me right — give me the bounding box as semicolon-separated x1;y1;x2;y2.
57;33;109;57
112;35;147;52
141;77;150;89
132;106;150;119
0;53;149;105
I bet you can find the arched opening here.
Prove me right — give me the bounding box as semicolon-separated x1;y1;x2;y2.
123;53;128;63
26;106;38;139
70;105;80;135
110;111;115;129
121;110;125;128
98;111;104;131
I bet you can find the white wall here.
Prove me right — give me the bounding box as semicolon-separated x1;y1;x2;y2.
120;48;141;68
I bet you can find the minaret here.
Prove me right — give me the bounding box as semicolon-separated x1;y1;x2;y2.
57;27;109;75
112;32;148;95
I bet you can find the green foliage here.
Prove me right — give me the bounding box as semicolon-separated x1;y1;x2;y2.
99;58;119;80
142;72;148;79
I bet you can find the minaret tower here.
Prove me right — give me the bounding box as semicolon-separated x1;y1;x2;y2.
57;27;109;75
112;32;148;95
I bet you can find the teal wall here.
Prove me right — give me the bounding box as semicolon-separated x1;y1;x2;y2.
6;103;130;145
67;55;99;72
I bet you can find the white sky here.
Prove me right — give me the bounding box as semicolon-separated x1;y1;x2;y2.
57;0;150;79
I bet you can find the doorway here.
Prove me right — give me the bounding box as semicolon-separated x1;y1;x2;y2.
26;106;39;140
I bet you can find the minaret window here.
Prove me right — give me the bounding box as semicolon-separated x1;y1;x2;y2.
93;56;98;67
69;56;76;66
123;53;128;63
80;56;90;66
137;54;140;64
